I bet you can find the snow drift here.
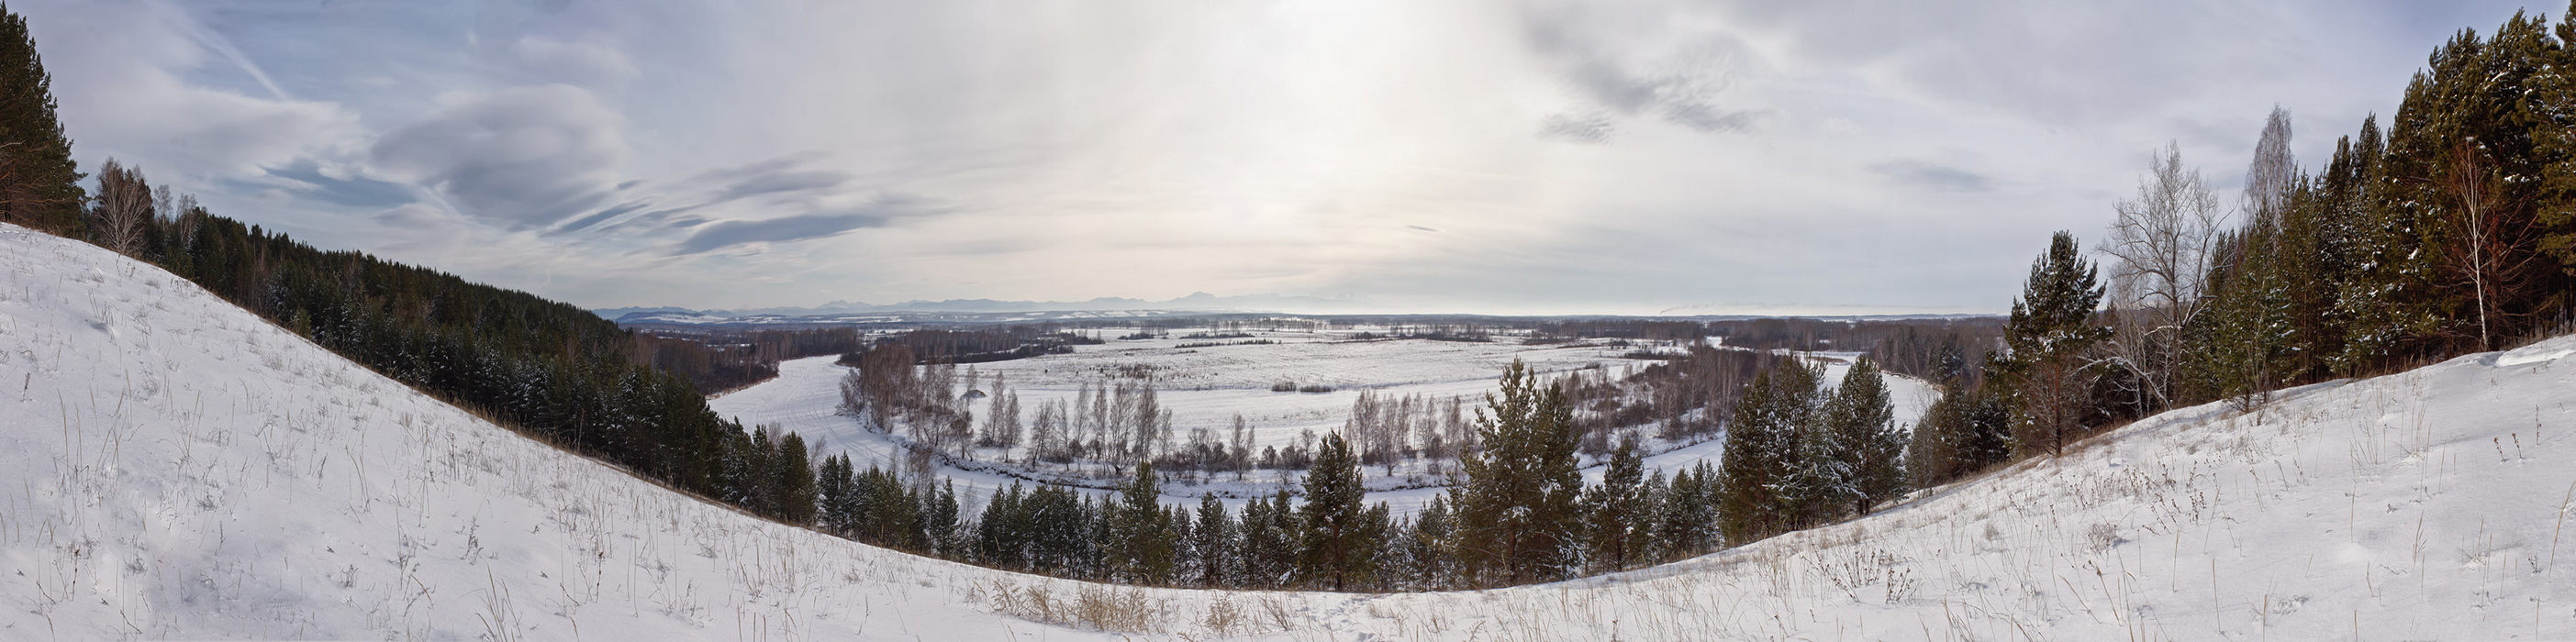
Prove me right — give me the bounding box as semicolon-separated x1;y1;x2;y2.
5;222;2575;639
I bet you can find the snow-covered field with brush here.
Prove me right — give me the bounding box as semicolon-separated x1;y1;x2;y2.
6;222;2576;639
708;337;1938;511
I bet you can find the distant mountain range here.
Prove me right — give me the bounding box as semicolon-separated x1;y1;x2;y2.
595;292;1383;325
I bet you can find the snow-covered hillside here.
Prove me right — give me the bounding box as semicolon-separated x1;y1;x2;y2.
0;225;1132;639
6;222;2576;639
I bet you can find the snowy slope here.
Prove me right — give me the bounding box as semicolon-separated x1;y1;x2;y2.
6;221;2576;639
0;225;1136;639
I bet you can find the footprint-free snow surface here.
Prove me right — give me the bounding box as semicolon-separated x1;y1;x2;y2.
5;223;2575;639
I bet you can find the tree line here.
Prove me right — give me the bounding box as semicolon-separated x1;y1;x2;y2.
637;327;867;394
1905;5;2576;493
796;358;1898;591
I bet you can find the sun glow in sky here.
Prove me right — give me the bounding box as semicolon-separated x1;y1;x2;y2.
13;0;2558;314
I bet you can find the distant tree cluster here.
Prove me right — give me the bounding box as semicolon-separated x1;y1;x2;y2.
1339;390;1477;471
1530;319;1705;342
1603;343;1776;441
637;327;865;394
853;327;1098;365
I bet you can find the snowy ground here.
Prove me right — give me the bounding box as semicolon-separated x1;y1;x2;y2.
8;222;2575;639
709;340;1937;514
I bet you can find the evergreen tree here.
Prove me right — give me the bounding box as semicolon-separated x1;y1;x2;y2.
1905;387;1967;488
1992;231;2108;456
1580;435;1651;572
1404;493;1456;589
1167;504;1197;583
1781;412;1853;530
1455;360;1584;586
976;482;1029;569
0;3;84;236
2535;9;2576;280
1357;502;1393;591
1238;489;1299;588
739;425;781;516
1237;493;1281;588
818;454;860;536
1717;359;1819;545
1634;470;1673;563
1656;462;1720;559
1105;463;1174;583
1906;384;2012;489
775;432;817;526
1825;359;1909;514
1298;432;1372;590
1190;493;1233;588
1023;485;1087;575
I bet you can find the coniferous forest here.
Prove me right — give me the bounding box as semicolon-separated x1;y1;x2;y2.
5;0;2576;599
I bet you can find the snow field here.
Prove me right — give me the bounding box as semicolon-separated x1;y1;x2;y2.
712;343;1936;515
7;222;2573;639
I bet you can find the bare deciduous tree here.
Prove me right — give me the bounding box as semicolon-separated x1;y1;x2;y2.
89;158;152;256
2436;138;2541;351
2096;141;2227;411
2243;106;2297;226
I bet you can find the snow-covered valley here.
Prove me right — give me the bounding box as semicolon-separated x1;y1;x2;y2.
7;223;2576;639
709;341;1939;515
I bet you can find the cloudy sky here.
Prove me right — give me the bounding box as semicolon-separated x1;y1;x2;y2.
13;0;2561;315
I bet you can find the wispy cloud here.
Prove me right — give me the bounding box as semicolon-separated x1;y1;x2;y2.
1869;160;1995;193
19;0;2551;313
368;83;628;228
665;194;940;256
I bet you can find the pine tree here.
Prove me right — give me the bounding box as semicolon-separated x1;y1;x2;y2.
1456;360;1584;586
774;432;817;526
1827;359;1909;514
2535;10;2576;280
0;3;84;236
1237;493;1280;588
1167;504;1196;583
1298;432;1372;590
1106;463;1173;584
1580;435;1651;572
1634;470;1673;563
818;454;860;536
976;482;1029;569
1993;231;2109;456
923;481;962;559
1905;387;1966;488
1717;359;1819;545
1676;461;1722;557
1404;493;1456;589
1781;413;1853;530
1190;493;1233;588
1238;490;1299;588
1024;485;1086;575
740;425;780;516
